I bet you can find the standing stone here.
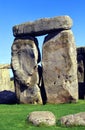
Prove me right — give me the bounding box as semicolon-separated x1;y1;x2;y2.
42;30;78;103
77;47;85;82
12;15;78;104
77;54;84;82
77;47;85;99
0;64;14;92
11;36;42;104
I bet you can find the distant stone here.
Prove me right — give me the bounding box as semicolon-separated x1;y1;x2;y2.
77;47;85;99
42;30;78;103
77;47;85;54
77;47;85;82
0;64;11;69
0;90;17;104
11;36;42;104
77;54;84;82
60;112;85;126
13;16;73;37
78;83;85;99
27;111;56;126
0;64;14;92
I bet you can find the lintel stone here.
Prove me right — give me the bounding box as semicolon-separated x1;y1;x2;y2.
13;15;73;37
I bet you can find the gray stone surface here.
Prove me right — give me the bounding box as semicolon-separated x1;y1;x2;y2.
11;36;42;104
42;30;78;104
13;16;72;37
60;112;85;126
11;15;79;104
27;111;56;126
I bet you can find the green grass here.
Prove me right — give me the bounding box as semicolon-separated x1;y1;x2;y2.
0;100;85;130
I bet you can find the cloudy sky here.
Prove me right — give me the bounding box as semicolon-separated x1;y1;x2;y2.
0;0;85;64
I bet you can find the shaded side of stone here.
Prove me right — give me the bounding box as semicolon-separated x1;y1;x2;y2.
42;30;78;104
77;54;84;82
11;36;42;104
78;83;85;99
38;65;47;104
77;47;85;82
77;47;85;99
13;16;72;37
0;90;17;104
77;47;85;54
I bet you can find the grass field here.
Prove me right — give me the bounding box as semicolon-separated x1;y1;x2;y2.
0;100;85;130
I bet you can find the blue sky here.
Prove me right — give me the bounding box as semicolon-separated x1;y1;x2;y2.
0;0;85;64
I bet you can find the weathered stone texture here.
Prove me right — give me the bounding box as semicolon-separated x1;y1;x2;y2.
11;15;78;104
60;112;85;126
11;36;42;104
27;111;56;126
42;30;78;103
13;16;72;37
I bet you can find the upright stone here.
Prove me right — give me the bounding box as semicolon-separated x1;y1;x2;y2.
77;47;85;99
77;47;85;82
0;64;14;92
11;36;42;104
42;30;78;103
